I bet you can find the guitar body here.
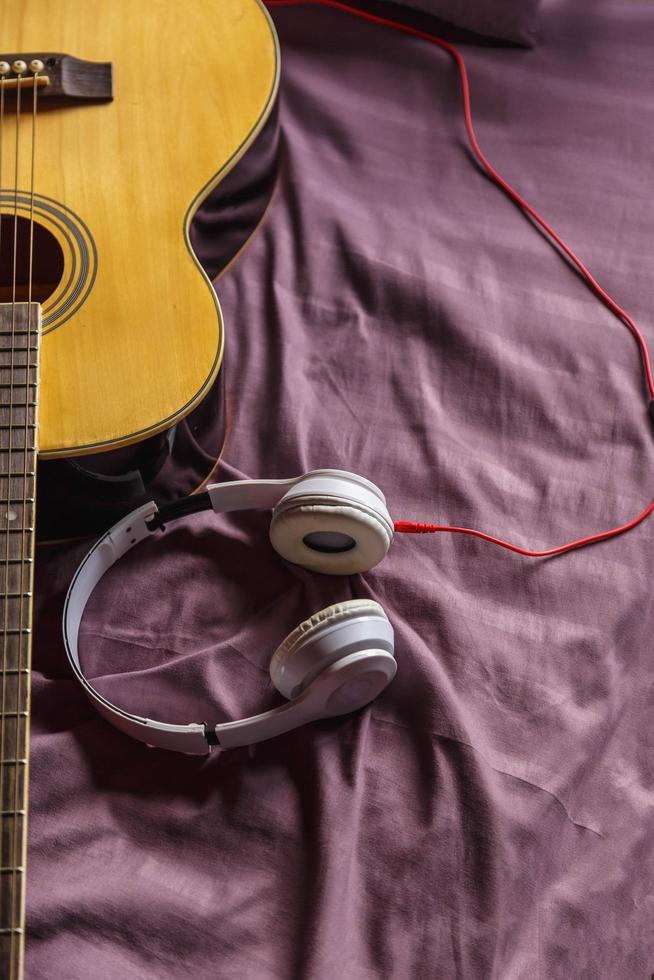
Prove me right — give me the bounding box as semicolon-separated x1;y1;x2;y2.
3;0;279;457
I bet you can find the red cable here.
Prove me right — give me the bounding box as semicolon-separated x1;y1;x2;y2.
265;0;654;556
394;499;654;557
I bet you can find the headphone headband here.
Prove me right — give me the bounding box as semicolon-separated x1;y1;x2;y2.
62;471;396;754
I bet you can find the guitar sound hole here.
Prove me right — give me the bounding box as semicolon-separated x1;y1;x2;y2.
0;214;64;303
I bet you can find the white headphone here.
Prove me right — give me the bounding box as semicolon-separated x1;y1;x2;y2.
63;470;397;753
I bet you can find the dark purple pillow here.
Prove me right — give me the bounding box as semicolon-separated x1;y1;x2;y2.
384;0;542;45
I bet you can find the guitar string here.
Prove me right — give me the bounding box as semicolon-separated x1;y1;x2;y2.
3;62;23;971
0;63;18;940
10;65;39;964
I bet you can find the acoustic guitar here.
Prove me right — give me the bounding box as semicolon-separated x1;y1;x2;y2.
0;2;279;975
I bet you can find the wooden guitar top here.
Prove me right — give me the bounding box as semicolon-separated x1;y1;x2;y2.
1;0;279;456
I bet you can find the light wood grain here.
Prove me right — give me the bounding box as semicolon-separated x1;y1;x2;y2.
1;0;279;456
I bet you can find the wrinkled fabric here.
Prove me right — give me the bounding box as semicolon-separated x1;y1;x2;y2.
28;1;654;978
383;0;542;46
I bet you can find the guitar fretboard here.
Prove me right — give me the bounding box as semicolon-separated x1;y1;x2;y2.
0;302;39;980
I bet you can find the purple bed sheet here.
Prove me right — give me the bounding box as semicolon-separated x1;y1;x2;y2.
29;1;654;977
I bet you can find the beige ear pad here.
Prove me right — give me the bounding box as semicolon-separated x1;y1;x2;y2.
270;599;389;699
269;500;393;575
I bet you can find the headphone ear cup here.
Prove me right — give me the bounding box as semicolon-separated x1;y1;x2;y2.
270;598;395;700
270;499;393;575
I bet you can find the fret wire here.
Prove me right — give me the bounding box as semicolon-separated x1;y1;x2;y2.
0;373;37;385
0;623;31;637
0;415;36;427
0;368;37;378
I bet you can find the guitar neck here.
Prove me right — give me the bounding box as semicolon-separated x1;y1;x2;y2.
0;302;40;980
